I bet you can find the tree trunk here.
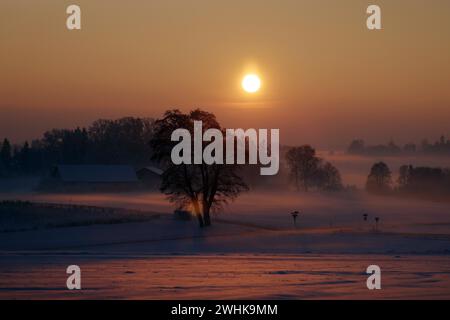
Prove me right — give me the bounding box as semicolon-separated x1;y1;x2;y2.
196;214;205;228
203;209;211;227
203;205;211;226
192;200;204;228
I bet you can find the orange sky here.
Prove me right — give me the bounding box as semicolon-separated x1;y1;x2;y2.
1;0;450;148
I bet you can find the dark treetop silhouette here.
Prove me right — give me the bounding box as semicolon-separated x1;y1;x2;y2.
0;118;155;177
286;145;342;192
366;162;392;194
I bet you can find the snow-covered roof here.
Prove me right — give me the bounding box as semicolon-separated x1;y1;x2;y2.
55;165;138;183
138;166;164;176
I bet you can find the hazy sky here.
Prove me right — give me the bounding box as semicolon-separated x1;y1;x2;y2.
1;0;450;148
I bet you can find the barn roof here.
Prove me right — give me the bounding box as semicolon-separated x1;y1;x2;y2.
55;165;138;183
137;166;164;175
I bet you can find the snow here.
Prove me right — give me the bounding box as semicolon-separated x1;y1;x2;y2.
1;152;450;299
1;254;450;299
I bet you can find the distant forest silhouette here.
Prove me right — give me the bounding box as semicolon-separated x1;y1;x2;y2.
1;114;450;202
347;136;450;156
0;117;155;176
366;161;450;201
0;115;341;194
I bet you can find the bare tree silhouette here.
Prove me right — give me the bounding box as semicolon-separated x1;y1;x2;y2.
150;109;248;228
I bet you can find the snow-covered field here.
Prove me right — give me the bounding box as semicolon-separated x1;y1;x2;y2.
1;153;450;299
2;254;450;299
0;190;450;299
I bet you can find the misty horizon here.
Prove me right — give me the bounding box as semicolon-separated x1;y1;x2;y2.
1;109;449;150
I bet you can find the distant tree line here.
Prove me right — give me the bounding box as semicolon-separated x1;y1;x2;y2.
366;161;450;200
2;109;251;228
348;136;450;156
397;165;450;198
285;145;343;192
0;117;155;177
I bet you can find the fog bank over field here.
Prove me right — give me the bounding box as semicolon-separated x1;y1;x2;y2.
3;188;450;236
318;152;450;188
1;151;449;201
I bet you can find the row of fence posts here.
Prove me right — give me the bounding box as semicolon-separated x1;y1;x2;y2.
290;210;381;231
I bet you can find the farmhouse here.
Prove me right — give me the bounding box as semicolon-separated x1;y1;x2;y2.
136;166;163;189
41;165;141;191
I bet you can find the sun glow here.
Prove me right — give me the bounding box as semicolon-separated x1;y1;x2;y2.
242;74;261;93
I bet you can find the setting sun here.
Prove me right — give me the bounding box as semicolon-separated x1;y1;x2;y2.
242;74;261;93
